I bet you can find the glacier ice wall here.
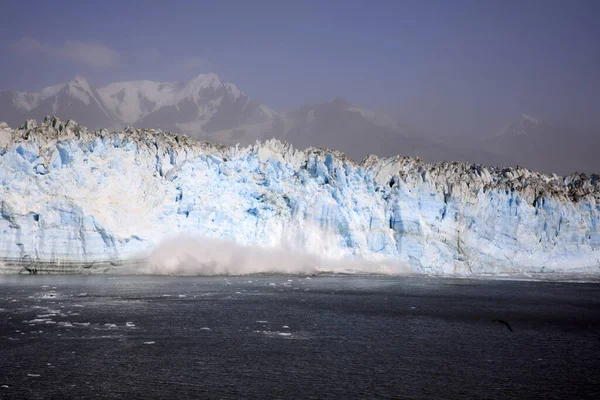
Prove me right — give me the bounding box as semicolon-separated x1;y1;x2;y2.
0;117;599;275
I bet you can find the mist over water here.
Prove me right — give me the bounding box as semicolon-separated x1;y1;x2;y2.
122;235;410;276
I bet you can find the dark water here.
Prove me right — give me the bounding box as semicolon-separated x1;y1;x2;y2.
0;275;599;399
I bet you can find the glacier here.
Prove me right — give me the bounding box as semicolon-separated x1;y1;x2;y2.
0;117;599;276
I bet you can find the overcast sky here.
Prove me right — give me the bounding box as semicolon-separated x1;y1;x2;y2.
1;0;598;136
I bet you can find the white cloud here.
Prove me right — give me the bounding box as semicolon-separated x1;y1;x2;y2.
182;56;208;69
130;48;210;74
131;48;162;64
129;49;212;77
11;37;121;68
8;38;212;78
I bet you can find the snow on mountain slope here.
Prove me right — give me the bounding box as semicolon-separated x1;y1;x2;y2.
98;73;226;124
13;83;65;112
480;114;599;175
520;113;543;127
21;77;106;111
1;76;596;175
494;114;546;137
98;80;173;124
347;106;402;131
0;118;598;276
280;99;483;165
0;77;115;130
1;74;277;143
1;75;472;166
97;73;276;142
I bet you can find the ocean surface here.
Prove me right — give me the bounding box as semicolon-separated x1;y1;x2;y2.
1;275;599;399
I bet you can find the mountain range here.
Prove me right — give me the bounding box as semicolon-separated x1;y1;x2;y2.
0;74;597;175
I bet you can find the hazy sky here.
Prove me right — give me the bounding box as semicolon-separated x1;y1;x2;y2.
1;0;598;136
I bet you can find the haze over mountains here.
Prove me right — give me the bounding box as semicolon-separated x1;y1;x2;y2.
0;73;597;175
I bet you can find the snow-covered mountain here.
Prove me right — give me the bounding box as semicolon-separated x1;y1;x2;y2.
0;74;455;161
493;114;546;138
0;74;280;143
0;76;113;129
0;118;598;276
98;73;280;143
1;76;597;174
479;114;599;175
281;98;421;157
279;98;518;165
428;113;599;175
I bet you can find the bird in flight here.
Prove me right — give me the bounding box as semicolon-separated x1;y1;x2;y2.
492;319;514;332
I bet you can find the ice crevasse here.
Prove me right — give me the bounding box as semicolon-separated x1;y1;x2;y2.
0;117;599;276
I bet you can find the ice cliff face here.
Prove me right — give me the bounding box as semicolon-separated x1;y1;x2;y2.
1;117;599;275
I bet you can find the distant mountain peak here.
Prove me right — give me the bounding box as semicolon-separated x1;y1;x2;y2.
64;76;97;105
70;75;89;85
331;98;351;107
496;113;545;137
187;72;221;89
520;113;543;126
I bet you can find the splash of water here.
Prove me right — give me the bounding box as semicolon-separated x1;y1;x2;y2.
122;234;410;276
